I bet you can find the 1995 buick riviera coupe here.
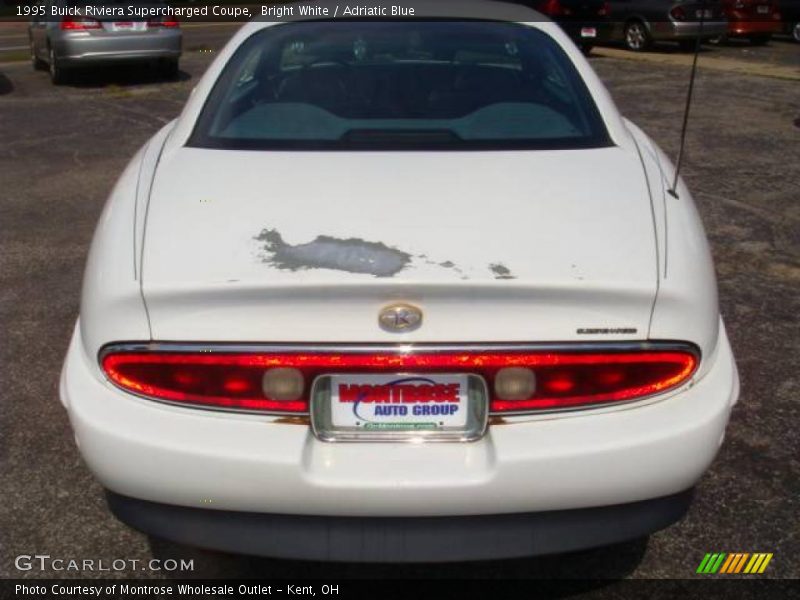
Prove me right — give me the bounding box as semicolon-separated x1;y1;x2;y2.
60;1;739;561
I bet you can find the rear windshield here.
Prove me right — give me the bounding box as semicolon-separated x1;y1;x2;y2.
189;21;611;151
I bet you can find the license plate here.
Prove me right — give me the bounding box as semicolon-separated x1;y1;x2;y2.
581;27;597;38
311;373;488;442
112;21;146;31
695;8;713;18
756;4;769;13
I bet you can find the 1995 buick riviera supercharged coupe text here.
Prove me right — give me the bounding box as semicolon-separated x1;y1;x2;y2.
60;1;740;561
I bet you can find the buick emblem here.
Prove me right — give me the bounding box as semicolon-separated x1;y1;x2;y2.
379;303;423;333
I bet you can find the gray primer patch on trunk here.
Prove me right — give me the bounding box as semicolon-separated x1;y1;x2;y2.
489;263;516;280
256;229;412;278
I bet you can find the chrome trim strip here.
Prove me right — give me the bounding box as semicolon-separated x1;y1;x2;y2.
100;341;701;358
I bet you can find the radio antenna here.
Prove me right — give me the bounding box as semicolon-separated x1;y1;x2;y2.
668;1;706;198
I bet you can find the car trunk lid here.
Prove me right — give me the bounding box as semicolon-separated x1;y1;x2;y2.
141;147;657;342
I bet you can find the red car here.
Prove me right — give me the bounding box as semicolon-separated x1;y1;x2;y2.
715;0;783;43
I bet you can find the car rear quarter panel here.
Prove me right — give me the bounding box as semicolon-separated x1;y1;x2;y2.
79;122;175;374
625;119;720;375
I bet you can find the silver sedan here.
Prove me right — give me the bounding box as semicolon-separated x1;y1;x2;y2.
29;2;182;84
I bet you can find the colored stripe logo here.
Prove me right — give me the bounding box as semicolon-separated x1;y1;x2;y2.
697;553;773;574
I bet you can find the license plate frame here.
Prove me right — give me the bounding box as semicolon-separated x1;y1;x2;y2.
311;373;488;443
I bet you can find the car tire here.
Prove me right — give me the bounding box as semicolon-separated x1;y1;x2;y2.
160;58;179;80
31;46;47;71
580;43;594;56
748;34;771;45
623;21;652;52
793;22;800;42
28;38;47;71
48;46;69;85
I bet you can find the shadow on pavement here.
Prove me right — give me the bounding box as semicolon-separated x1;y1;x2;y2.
149;535;648;583
64;64;191;89
0;72;13;95
599;41;718;55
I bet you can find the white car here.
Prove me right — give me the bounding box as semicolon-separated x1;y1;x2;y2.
60;1;739;562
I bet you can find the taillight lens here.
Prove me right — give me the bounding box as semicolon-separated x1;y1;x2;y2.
541;0;564;16
487;351;697;412
598;1;611;16
148;16;180;27
101;346;698;415
102;353;308;413
61;16;102;30
671;5;687;20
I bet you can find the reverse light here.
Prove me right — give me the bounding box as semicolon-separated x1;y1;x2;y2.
101;345;699;415
262;367;304;402
494;367;537;401
61;16;102;30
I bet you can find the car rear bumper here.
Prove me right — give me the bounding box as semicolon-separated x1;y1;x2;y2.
107;488;693;562
60;321;737;528
651;20;729;40
53;31;181;65
558;20;615;44
727;19;783;35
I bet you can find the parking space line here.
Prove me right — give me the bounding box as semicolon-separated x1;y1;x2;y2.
593;47;800;81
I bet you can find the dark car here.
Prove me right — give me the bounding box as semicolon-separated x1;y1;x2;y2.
505;0;614;53
606;0;728;50
778;0;800;40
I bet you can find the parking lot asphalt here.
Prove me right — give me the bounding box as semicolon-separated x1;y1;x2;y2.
0;23;798;585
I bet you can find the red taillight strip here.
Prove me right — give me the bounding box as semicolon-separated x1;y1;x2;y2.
490;354;696;412
102;353;307;412
148;17;180;27
100;344;699;415
61;16;102;30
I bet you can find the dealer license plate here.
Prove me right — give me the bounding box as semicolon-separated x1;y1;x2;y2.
112;21;146;32
581;27;597;38
311;373;488;442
